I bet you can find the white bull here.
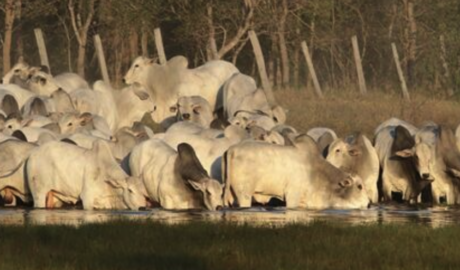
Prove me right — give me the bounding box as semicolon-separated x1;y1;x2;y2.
129;140;223;210
123;55;239;124
27;140;148;210
222;135;370;209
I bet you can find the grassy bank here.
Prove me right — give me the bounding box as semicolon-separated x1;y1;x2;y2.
275;89;460;137
1;221;460;270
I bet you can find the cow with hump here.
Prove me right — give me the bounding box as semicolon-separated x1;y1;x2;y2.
374;124;435;203
129;140;223;210
222;134;370;209
26;140;149;210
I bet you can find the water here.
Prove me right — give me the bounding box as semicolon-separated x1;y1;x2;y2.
1;204;460;227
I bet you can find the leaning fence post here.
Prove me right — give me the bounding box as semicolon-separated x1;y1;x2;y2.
93;34;110;85
351;35;367;95
301;41;323;98
154;28;167;65
391;43;410;101
248;30;277;107
34;28;51;73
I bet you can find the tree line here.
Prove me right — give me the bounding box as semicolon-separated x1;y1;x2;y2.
1;0;459;95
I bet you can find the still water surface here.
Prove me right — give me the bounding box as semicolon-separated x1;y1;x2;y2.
1;204;460;227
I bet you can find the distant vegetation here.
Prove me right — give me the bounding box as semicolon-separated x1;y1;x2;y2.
0;0;459;95
1;220;460;269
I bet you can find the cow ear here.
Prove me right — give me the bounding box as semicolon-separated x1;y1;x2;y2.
133;86;149;101
176;143;209;182
1;95;19;116
192;105;202;115
12;130;27;142
105;180;126;190
79;112;93;126
339;178;353;188
395;148;414;158
447;168;460;179
188;180;205;191
30;97;48;116
348;147;362;156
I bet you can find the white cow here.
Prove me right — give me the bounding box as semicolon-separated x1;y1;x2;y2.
27;140;148;210
161;125;248;181
0;139;36;206
222;134;370;209
326;133;380;203
374;125;435;203
175;96;214;128
123;55;239;124
129;140;223;210
28;71;89;96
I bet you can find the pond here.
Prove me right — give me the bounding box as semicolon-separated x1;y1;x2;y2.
1;204;460;227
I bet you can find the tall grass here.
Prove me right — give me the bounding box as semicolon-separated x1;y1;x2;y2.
1;221;460;270
276;87;460;137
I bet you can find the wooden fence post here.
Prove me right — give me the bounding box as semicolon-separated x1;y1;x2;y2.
93;34;110;85
154;28;167;65
34;28;50;72
248;30;277;107
351;35;367;95
391;43;410;101
301;41;323;98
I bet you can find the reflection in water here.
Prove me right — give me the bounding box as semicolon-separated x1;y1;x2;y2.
0;204;459;227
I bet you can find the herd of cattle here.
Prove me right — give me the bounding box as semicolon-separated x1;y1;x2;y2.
0;55;460;212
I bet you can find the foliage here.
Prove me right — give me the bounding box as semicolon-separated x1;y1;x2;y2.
0;0;459;92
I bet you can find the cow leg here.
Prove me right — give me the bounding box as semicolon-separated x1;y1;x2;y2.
381;176;393;202
431;187;442;204
33;192;47;208
285;191;300;209
2;188;14;205
46;191;55;209
235;193;252;208
446;188;456;205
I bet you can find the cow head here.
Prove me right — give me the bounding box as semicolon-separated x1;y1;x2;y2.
393;126;435;181
176;143;223;211
326;133;364;169
2;61;30;84
106;177;149;210
331;173;370;209
28;71;59;96
176;96;213;128
58;112;94;135
123;56;155;85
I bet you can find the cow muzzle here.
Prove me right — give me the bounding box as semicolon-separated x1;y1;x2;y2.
215;205;223;211
421;173;434;182
182;113;191;120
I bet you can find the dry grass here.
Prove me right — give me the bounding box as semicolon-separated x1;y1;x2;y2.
276;87;460;138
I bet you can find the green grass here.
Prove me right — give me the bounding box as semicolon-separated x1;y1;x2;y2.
1;221;460;270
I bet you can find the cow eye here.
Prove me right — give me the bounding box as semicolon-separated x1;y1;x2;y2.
335;149;341;153
7;125;12;129
68;122;73;126
193;108;200;115
14;69;20;73
153;105;157;111
134;64;139;68
169;106;177;113
357;184;363;190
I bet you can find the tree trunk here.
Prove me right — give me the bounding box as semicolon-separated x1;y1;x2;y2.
129;28;139;59
141;28;148;57
77;43;86;77
278;0;289;87
3;0;16;75
404;0;417;87
15;0;22;59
